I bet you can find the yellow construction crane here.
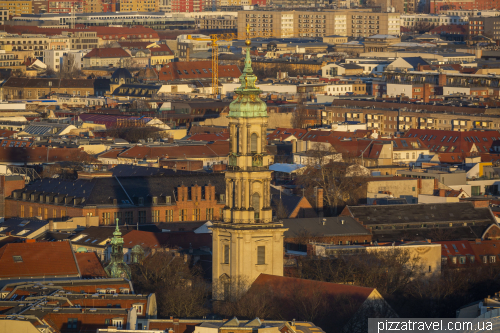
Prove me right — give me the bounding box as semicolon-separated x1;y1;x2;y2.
187;33;236;97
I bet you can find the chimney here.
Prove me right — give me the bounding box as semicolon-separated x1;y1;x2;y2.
49;219;54;231
315;187;324;217
291;139;297;153
423;83;430;104
426;239;431;243
439;189;446;197
438;73;447;86
434;179;439;190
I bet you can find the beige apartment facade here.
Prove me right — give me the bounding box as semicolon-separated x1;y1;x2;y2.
238;10;400;38
0;34;49;58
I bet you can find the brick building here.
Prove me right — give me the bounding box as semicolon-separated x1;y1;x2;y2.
0;175;25;218
5;173;226;225
430;0;500;14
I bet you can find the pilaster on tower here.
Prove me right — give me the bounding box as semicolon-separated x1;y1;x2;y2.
210;34;287;297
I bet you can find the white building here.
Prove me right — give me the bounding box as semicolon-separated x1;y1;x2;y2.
43;49;89;72
401;14;467;28
386;83;413;98
324;83;353;95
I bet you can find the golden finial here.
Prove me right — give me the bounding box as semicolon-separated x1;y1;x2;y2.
245;23;251;46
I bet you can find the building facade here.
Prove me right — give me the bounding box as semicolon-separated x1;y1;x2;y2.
238;10;400;38
211;46;286;297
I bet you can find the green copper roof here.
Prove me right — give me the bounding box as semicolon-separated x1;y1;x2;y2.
228;47;268;118
104;218;131;279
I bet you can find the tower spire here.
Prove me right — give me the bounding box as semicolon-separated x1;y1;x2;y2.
105;218;131;279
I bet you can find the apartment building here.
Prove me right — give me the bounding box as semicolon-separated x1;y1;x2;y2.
0;34;49;57
65;31;99;50
468;16;500;41
196;15;237;30
430;0;500;14
118;0;159;11
0;9;7;23
401;14;467;29
46;0;84;13
238;10;400;38
0;50;23;70
322;101;500;134
0;0;31;16
349;12;400;37
369;0;417;14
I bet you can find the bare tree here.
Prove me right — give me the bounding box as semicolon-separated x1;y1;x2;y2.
59;53;84;79
272;198;289;219
131;250;209;318
291;94;309;129
296;156;368;215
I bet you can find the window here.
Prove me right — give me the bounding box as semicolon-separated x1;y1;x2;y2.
67;318;78;330
257;246;265;265
152;210;159;223
250;133;258;153
166;210;173;222
102;212;110;224
125;211;133;224
459;256;466;264
193;209;200;221
179;209;187;221
138;211;146;224
206;208;214;220
132;303;143;315
252;193;260;219
112;319;123;329
483;256;488;264
20;205;24;218
490;256;496;263
224;244;229;264
114;212;122;221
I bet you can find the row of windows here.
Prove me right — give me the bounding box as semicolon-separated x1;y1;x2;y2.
102;208;218;224
223;244;266;265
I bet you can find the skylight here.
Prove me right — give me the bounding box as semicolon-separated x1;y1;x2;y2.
13;255;23;263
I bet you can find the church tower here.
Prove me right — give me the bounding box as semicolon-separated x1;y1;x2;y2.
105;219;131;279
211;34;287;297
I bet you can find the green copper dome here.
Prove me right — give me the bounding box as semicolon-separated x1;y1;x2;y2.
104;219;131;279
228;48;267;118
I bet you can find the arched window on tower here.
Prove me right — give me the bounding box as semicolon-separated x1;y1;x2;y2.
252;192;260;219
251;133;258;153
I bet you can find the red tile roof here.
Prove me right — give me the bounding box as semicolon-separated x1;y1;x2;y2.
0;147;97;163
405;129;499;156
1;25;159;40
0;241;79;278
43;312;129;333
84;48;131;59
122;230;211;249
150;44;174;56
430;24;467;35
436;240;500;265
251;274;375;302
158;61;241;81
75;252;107;278
267;128;308;141
117;142;229;160
0;130;17;138
98;148;127;159
188;133;230;142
